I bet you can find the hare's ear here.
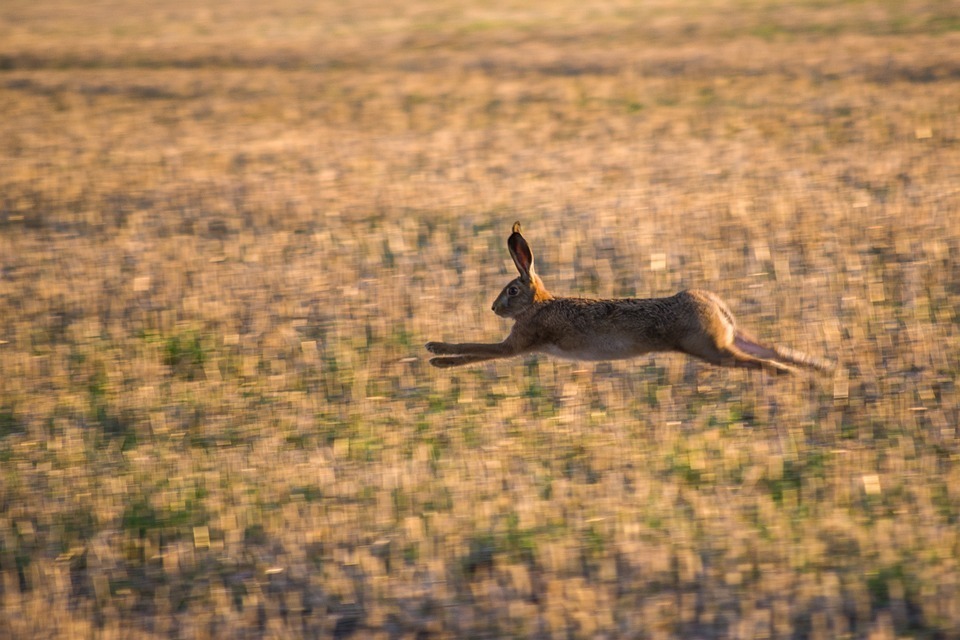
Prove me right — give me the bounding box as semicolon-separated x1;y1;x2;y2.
508;221;535;280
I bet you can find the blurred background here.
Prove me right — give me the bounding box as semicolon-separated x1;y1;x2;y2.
1;0;959;638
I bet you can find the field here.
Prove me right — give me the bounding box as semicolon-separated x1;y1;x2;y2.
2;0;960;637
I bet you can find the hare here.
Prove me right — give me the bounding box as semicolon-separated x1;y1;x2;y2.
426;222;834;374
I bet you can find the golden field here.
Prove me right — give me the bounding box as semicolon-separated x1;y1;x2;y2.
1;1;959;637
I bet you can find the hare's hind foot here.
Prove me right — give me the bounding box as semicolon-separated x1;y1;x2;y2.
734;333;834;374
716;349;796;375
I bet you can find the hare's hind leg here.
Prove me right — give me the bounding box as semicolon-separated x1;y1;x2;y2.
678;333;793;373
733;333;781;361
673;290;784;372
704;345;793;373
734;333;834;374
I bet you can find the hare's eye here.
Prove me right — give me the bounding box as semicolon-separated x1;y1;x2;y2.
508;286;520;296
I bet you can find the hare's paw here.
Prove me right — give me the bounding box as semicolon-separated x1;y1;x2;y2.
429;356;469;368
425;341;453;355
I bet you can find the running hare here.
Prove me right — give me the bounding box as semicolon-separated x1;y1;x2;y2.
426;222;833;373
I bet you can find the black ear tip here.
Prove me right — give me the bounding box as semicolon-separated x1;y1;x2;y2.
512;221;522;234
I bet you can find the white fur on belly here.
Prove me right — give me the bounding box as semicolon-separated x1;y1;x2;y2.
539;337;645;362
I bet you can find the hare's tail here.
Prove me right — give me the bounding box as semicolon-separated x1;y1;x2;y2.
734;333;835;374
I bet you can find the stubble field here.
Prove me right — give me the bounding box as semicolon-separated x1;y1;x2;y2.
1;1;960;638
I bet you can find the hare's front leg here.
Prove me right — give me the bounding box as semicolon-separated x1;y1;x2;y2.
425;340;518;368
426;353;501;368
424;341;460;356
425;341;514;357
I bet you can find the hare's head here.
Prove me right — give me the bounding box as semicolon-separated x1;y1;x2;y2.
492;222;552;318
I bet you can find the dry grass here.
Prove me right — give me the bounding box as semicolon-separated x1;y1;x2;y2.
2;1;960;638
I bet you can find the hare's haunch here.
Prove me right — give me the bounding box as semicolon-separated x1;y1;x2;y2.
426;222;833;374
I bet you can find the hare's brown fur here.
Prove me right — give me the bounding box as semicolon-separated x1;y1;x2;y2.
426;222;833;374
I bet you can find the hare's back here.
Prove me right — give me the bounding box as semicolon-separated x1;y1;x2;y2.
534;296;694;359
